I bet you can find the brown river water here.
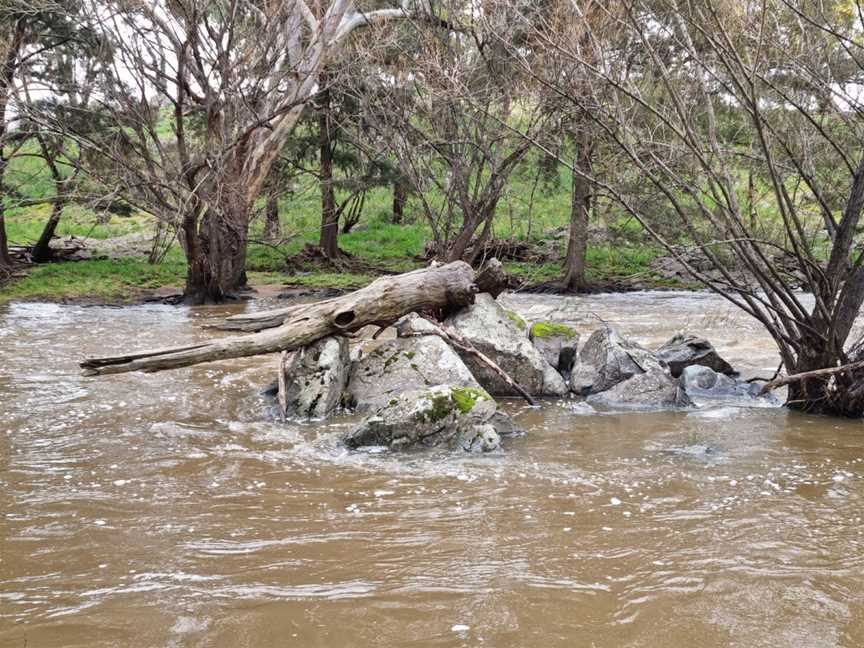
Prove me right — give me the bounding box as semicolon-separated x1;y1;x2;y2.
1;291;863;647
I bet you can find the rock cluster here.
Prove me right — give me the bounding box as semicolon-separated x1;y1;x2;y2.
274;292;776;454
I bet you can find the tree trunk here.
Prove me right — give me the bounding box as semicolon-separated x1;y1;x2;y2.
0;208;11;271
317;78;339;259
32;199;65;263
0;21;24;275
263;192;281;242
563;138;593;291
82;261;478;375
182;201;249;305
392;178;406;224
446;219;480;262
785;351;850;416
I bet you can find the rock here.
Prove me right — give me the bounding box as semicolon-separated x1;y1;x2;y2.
346;336;481;412
570;327;665;395
279;336;350;418
445;293;567;396
457;423;502;453
395;312;439;337
656;333;736;377
529;321;579;376
486;410;526;438
587;370;693;409
680;365;779;406
659;444;718;461
343;384;513;452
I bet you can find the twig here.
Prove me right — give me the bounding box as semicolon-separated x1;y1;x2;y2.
746;361;783;384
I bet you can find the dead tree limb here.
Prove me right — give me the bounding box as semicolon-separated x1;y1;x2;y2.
81;261;477;376
220;258;509;333
759;360;864;395
217;300;333;332
474;258;509;298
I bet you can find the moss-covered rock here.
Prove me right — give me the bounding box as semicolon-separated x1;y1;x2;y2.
505;309;527;331
343;384;519;453
346;336;481;412
529;321;577;339
451;386;492;414
445;294;568;397
527;321;580;378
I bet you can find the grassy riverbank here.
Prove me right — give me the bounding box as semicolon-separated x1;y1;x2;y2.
1;170;687;304
0;244;684;305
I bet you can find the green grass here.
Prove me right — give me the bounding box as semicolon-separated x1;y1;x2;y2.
6;207;152;244
0;258;186;303
585;244;663;279
276;271;374;290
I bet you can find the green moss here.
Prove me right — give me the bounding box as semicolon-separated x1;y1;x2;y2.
451;386;492;414
505;309;527;331
403;351;416;360
418;391;455;423
383;351;402;371
530;321;577;339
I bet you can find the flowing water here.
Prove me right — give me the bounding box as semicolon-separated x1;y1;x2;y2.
1;291;863;647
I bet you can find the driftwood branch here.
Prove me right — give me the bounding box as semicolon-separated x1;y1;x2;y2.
81;262;478;376
217;300;331;332
219;258;508;333
759;359;864;394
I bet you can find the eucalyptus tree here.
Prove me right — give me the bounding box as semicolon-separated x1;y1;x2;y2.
515;0;864;415
353;0;543;263
0;0;84;273
61;0;441;303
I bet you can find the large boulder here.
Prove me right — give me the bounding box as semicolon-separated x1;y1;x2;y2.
279;336;350;418
343;384;520;453
529;321;579;377
445;293;567;396
570;327;665;395
346;336;481;412
587;370;693;410
656;333;736;377
680;365;779;407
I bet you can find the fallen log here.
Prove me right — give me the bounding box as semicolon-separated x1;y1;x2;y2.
217;300;326;332
474;258;509;299
81;261;477;376
219;257;509;333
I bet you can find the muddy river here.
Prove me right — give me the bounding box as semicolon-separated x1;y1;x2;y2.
1;291;863;647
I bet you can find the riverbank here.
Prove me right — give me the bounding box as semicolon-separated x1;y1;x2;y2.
2;208;698;304
0;246;694;305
